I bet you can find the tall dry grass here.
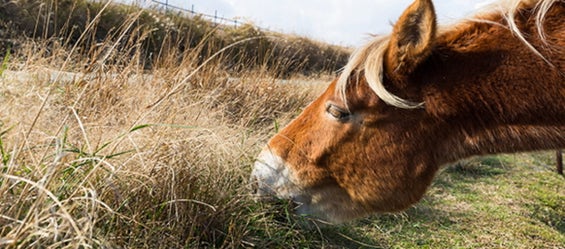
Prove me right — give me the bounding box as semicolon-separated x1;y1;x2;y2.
0;1;338;248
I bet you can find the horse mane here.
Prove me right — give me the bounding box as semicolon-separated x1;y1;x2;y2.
336;0;560;109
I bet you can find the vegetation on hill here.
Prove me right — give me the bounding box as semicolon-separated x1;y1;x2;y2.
0;0;563;248
0;0;350;76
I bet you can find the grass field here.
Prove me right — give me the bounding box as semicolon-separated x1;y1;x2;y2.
0;1;563;248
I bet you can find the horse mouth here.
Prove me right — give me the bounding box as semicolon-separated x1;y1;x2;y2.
250;172;357;225
250;151;328;223
251;149;365;224
250;188;338;226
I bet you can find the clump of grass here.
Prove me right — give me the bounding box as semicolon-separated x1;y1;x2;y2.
0;1;336;247
0;46;9;77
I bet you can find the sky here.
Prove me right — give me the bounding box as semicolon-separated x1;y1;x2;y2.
128;0;497;46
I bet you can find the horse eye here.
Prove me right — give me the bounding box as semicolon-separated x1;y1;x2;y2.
326;104;350;121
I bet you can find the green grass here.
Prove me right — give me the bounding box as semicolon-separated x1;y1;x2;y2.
0;46;9;77
342;153;564;249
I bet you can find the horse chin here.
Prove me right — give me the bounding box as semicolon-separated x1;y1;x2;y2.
255;186;367;226
294;187;373;225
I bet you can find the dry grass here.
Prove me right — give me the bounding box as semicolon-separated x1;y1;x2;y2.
1;1;563;249
0;43;326;248
0;4;328;246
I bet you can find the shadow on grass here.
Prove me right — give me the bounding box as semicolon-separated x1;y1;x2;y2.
522;171;565;235
306;199;473;248
527;202;565;235
317;227;388;249
443;156;508;179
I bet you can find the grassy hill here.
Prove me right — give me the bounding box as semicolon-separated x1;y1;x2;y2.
0;0;563;248
0;0;350;76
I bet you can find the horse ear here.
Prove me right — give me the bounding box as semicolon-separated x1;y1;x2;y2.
386;0;437;76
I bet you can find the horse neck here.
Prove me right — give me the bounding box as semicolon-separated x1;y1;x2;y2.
418;8;565;164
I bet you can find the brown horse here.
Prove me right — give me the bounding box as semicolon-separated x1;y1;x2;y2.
252;0;565;223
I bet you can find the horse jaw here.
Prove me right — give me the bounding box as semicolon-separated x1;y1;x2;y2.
251;149;373;224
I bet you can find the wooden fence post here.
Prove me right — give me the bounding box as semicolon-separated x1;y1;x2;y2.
557;150;563;175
